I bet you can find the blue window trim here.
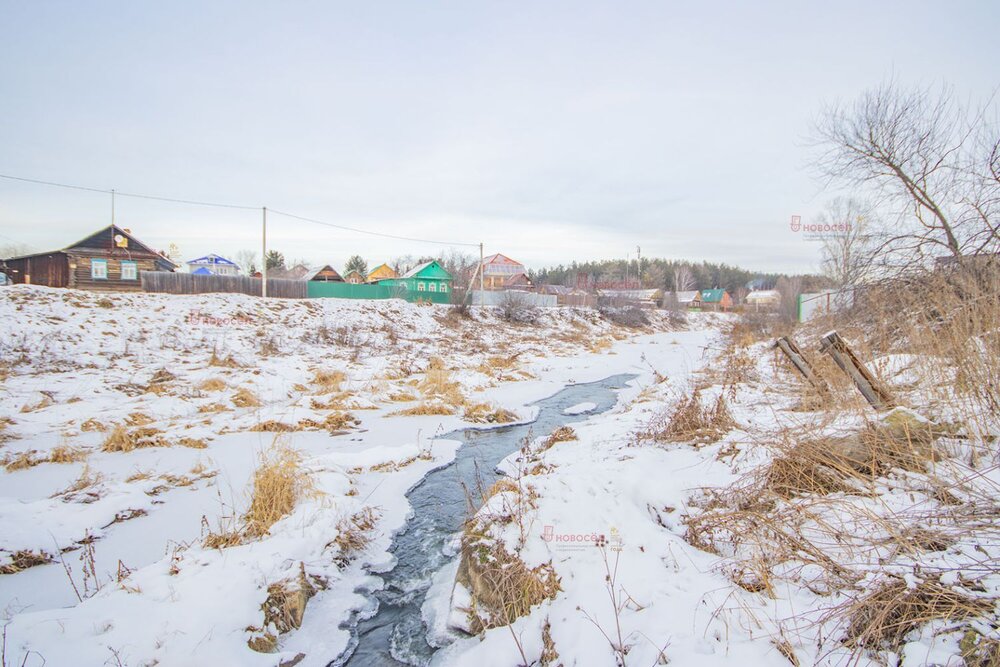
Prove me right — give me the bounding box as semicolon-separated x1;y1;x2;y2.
121;260;137;280
91;259;108;280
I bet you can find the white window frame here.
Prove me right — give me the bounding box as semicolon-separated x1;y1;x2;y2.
91;259;108;280
428;282;437;292
417;282;425;291
439;283;448;293
121;260;137;280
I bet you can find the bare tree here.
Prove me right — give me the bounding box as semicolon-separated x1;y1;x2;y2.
774;275;803;324
817;197;879;287
439;249;479;288
233;250;258;275
672;265;695;292
814;81;999;267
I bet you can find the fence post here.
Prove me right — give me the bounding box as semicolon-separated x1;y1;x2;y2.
819;331;894;410
774;336;829;393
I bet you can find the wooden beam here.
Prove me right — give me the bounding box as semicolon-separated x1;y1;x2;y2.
774;336;829;393
819;331;895;410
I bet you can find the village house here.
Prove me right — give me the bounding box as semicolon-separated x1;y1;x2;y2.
377;259;453;303
479;253;530;290
744;289;781;310
299;265;343;282
597;288;664;308
343;270;365;284
366;263;397;282
2;224;176;291
692;288;733;311
672;290;700;308
186;253;241;276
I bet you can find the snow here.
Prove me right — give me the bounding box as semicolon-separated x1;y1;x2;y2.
6;285;988;667
0;286;705;666
562;401;596;415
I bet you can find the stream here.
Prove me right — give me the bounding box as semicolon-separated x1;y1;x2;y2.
330;373;637;667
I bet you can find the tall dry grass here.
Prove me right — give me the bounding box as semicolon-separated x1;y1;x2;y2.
241;442;313;539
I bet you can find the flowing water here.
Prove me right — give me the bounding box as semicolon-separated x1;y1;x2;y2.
330;374;637;667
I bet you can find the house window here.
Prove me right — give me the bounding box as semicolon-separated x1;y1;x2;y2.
91;259;108;280
417;282;426;291
439;283;448;293
121;261;137;280
428;282;437;292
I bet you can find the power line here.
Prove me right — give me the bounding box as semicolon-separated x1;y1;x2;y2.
0;173;259;210
0;172;481;247
268;208;480;247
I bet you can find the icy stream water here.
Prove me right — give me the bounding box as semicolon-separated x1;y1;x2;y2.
329;374;637;666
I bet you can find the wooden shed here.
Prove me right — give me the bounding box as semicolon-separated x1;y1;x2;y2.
3;225;176;291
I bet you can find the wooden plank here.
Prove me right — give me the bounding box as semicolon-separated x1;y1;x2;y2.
140;272;306;299
774;335;829;393
819;331;895;410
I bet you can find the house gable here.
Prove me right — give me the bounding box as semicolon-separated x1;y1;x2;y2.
67;225;174;266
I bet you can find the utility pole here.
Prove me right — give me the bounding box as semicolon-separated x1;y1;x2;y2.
261;206;268;298
636;245;641;287
111;189;116;227
479;242;484;306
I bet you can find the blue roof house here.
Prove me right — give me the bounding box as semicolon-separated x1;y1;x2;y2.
186;253;241;277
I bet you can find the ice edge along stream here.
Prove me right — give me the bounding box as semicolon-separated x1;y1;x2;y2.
329;373;638;667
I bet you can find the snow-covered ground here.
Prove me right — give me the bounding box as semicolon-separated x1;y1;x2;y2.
0;286;715;666
7;287;992;667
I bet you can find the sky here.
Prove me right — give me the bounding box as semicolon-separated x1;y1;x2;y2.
1;0;998;275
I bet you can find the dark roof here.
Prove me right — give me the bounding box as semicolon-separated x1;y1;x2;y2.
7;224;177;268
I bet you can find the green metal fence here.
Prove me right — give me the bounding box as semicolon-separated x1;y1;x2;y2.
306;282;395;300
306;281;452;304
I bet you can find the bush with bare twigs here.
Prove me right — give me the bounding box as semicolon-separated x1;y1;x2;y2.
497;291;538;324
640;389;735;445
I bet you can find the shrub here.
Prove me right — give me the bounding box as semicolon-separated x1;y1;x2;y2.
497;291;538;324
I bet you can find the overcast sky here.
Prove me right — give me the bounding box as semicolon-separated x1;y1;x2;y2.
1;1;997;274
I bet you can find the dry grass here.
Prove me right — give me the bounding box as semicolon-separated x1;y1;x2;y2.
463;403;518;424
835;578;994;653
178;437;208;449
390;401;456;417
53;465;105;502
247;565;317;653
198;402;230;414
197;377;227;392
419;358;465;403
250;420;296;433
232;387;262;408
242;443;312;539
48;443;89;464
0;550;52;575
312;369;346;393
330;507;380;566
540;426;578;451
80;418;106;432
209;348;242;368
101;425;169;452
3;449;42;471
19;394;53;413
458;528;561;631
125;412;154;426
641;389;735;445
145;368;176;395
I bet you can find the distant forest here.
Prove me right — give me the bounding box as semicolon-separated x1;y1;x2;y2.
528;258;828;295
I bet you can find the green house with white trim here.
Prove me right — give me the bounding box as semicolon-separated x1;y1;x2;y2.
377;260;453;304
